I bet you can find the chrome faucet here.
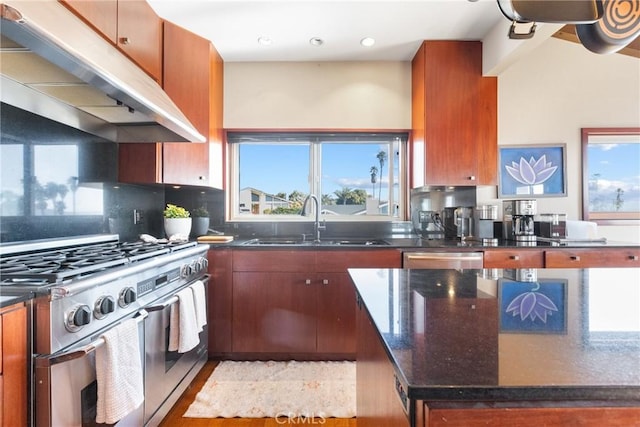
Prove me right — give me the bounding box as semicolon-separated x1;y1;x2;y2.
301;194;325;242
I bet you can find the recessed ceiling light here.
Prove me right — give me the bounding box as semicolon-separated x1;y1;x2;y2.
257;36;272;46
309;37;324;47
360;37;375;47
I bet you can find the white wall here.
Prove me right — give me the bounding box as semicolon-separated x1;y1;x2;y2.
224;39;640;242
483;38;640;243
224;61;410;129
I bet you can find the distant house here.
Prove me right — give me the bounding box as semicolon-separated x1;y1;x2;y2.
239;187;291;214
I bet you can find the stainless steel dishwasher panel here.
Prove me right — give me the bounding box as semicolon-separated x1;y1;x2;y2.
403;251;484;269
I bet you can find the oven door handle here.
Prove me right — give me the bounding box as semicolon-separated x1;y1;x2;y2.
145;274;210;312
42;310;148;366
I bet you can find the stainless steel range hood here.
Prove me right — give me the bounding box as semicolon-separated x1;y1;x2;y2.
0;0;205;143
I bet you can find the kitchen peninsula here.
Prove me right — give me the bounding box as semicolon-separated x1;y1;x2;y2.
349;267;640;427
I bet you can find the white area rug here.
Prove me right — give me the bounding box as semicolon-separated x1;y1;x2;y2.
184;360;356;418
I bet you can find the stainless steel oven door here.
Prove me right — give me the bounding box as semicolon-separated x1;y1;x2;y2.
34;311;147;427
143;275;209;425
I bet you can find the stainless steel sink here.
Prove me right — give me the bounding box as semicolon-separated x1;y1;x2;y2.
241;237;390;246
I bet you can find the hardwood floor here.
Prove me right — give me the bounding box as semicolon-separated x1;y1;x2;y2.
159;361;358;427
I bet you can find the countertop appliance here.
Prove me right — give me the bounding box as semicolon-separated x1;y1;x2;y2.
503;200;537;243
0;234;209;426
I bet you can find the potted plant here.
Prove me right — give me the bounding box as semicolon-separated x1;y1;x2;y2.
191;206;210;237
163;204;191;239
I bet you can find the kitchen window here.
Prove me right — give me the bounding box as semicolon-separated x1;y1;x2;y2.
227;132;407;221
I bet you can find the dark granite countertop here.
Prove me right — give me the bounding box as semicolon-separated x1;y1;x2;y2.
209;236;639;249
0;291;32;309
349;267;640;402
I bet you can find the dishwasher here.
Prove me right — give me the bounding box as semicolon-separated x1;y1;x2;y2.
403;251;484;269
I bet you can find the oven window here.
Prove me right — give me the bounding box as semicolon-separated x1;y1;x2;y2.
81;380;98;427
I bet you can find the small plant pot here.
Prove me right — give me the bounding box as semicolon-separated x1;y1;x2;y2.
191;217;210;237
164;218;192;239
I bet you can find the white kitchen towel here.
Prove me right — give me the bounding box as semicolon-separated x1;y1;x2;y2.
190;280;207;332
168;288;200;353
95;318;144;425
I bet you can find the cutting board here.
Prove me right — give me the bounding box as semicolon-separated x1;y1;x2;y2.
197;235;234;243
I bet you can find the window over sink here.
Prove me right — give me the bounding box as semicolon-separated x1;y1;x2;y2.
227;131;407;221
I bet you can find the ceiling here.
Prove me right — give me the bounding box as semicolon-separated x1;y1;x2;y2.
147;0;507;62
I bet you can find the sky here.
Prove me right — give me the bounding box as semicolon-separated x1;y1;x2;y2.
239;142;394;201
587;142;640;212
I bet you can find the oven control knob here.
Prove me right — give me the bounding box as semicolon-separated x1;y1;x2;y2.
181;263;194;278
119;287;137;308
66;305;91;332
197;257;208;272
94;296;116;319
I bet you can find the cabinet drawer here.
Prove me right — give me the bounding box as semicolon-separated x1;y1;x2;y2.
545;249;640;268
483;249;544;268
319;249;402;272
232;250;315;272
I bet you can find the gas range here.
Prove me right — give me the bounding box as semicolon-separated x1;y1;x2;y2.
0;234;209;353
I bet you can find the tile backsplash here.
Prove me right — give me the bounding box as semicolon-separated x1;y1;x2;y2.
0;103;223;243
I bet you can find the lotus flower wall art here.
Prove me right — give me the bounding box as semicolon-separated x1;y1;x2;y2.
499;145;566;198
499;279;567;334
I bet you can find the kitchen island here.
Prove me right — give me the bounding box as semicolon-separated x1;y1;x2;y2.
349;267;640;427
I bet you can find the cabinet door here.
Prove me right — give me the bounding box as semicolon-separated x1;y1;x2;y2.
61;0;118;43
356;303;410;427
316;272;356;355
208;249;232;355
232;272;317;353
545;248;640;268
411;41;497;187
483;249;545;268
162;21;211;186
1;304;27;427
117;0;163;83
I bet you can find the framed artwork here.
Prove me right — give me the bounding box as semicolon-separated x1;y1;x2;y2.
499;144;567;198
499;278;567;334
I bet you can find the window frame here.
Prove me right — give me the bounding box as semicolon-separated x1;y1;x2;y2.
581;127;640;225
226;131;407;222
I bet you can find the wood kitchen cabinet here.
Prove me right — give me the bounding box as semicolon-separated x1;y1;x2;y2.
545;248;640;268
410;41;497;187
0;302;27;427
483;248;545;269
356;298;410;427
60;0;163;82
118;21;224;188
219;248;401;359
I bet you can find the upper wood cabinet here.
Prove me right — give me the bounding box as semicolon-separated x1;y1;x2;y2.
118;21;224;188
61;0;162;83
411;41;497;187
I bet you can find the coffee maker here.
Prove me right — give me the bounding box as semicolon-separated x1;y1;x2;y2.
503;200;537;242
444;206;474;240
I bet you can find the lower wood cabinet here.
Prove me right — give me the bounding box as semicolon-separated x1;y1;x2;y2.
545;248;640;268
483;249;544;268
484;247;640;268
356;300;410;427
208;248;401;359
0;302;27;427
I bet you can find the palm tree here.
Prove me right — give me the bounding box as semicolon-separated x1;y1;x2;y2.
369;166;378;197
376;150;387;200
334;187;353;205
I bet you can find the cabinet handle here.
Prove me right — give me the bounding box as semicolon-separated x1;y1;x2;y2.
469;176;476;181
629;255;639;261
305;279;311;285
198;176;206;181
570;255;581;261
119;37;131;45
509;255;520;261
322;279;329;285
